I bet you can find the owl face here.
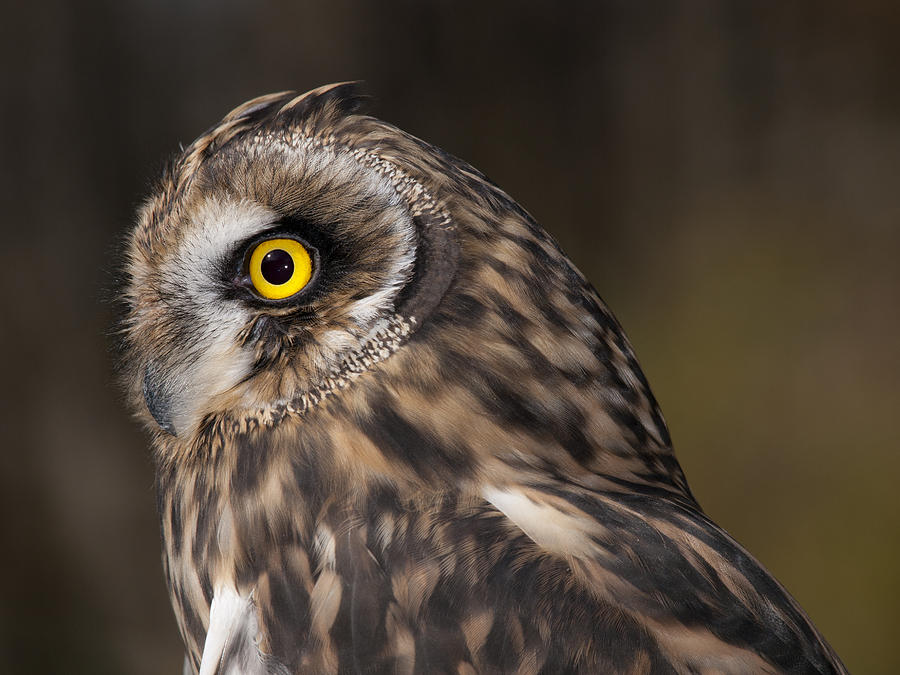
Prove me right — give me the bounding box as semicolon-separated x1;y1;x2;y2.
124;92;441;438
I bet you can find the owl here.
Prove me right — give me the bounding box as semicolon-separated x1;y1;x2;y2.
122;83;847;674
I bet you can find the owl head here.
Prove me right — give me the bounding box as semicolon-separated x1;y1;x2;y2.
122;83;683;493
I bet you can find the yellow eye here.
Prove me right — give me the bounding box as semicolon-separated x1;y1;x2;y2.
248;238;313;300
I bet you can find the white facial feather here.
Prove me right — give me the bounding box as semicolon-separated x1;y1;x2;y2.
154;199;277;436
164;197;277;322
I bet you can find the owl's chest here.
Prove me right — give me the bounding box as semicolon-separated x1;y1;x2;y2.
157;464;460;672
157;476;229;667
158;456;344;666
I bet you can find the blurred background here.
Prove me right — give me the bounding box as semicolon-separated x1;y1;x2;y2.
1;1;897;672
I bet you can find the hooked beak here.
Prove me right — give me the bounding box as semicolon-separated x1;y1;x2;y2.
142;363;177;436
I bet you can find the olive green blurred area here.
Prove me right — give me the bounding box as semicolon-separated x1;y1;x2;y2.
1;1;897;673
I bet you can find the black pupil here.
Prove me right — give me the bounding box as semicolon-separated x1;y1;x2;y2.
260;249;294;285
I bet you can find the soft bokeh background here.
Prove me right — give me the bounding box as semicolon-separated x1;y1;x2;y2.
1;1;897;672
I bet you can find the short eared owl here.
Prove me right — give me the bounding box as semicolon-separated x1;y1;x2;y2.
122;83;846;674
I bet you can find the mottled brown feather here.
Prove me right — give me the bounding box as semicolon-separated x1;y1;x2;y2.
122;84;847;674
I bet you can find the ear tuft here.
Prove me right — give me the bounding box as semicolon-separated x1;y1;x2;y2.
171;82;371;196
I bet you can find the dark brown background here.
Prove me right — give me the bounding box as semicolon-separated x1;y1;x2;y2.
1;1;897;673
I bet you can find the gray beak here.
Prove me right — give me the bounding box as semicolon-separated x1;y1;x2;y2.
143;363;177;436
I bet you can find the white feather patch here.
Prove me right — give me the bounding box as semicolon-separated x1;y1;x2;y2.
199;585;266;675
482;486;601;558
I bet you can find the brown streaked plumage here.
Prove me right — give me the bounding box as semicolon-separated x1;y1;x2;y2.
121;83;847;674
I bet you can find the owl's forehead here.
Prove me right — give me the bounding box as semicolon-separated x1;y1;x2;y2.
137;129;402;261
200;132;393;210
